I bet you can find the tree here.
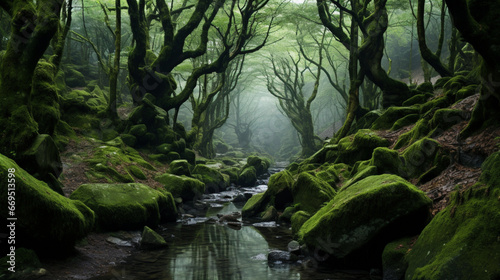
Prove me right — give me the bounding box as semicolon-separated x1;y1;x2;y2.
444;0;500;137
125;0;273;117
188;56;245;158
264;51;322;158
0;0;65;156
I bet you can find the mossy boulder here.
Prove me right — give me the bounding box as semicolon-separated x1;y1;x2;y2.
245;155;271;176
261;206;278;221
191;164;228;193
402;93;433;106
382;237;413;280
298;175;432;265
120;134;137;147
428;109;468;137
348;110;383;134
242;193;268;218
371;107;420;130
140;226;168;250
221;167;239;184
70;183;176;230
291;210;311;234
401;138;449;181
370;147;403;176
129;124;148;137
168;159;191;176
155;173;205;201
416;82;433;93
238;166;257;187
0;154;94;252
335;129;391;165
292;172;337;214
405;152;500;280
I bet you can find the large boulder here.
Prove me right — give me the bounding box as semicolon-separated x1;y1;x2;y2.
155;173;205;201
0;154;94;252
238;166;257;187
292;172;337;214
405;152;500;280
70;183;177;230
168;159;191;176
298;174;431;266
191;164;228;193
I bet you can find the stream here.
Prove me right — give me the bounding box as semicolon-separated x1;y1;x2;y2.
89;168;376;280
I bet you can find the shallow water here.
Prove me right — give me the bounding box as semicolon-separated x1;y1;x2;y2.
91;201;376;280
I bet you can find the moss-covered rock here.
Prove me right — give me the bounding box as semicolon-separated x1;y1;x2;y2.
238;166;257;187
391;114;420;130
155;173;205;201
291;210;311;234
371;107;420;130
192;164;228;193
298;175;431;265
455;84;478;101
0;154;94;252
140;226;168;250
129;124;148;137
348;110;383;134
394;118;430;149
70;183;175;230
267;170;295;210
405;152;500;280
120;134;137;147
416;82;434;93
292;172;336;214
127;165;147;180
401;138;448;181
370;147;403;176
168;159;191;176
242;193;268;218
428;109;468;137
335;129;391;165
382;237;413;280
261;206;278;222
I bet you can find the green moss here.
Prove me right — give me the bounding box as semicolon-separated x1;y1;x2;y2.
244;155;270;176
405;173;500;279
291;210;311;234
31;61;60;135
238;166;257;187
401;138;445;179
261;205;278;221
17;134;62;180
128;165;147;180
370;147;403;176
0;154;94;251
419;96;451;115
334;129;390;165
298;175;431;261
140;226;168;250
192;164;227;192
242;193;268;218
70;183;171;230
120;134;137;147
65;67;86;88
402;93;433;106
169;159;191;176
342;165;379;189
348;110;383;134
315;167;339;189
455;84;478;101
371;107;420;130
155;173;205;201
433;77;451;89
382;237;412;280
428;109;468;136
292;172;336;214
391;114;420;130
279;204;299;223
394;119;430;149
0;105;38;156
0;248;42;279
181;148;196;165
221;167;239;184
416;82;434;93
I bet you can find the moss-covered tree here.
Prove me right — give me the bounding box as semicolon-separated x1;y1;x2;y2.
0;0;65;157
444;0;500;137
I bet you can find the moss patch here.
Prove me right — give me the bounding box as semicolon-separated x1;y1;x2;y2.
155;173;205;201
70;183;174;230
298;175;431;262
292;172;336;214
0;154;94;252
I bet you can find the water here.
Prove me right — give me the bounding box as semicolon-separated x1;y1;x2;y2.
91;175;376;280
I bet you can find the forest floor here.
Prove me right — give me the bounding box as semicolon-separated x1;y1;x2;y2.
38;93;500;279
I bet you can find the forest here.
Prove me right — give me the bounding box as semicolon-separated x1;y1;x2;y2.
0;0;499;279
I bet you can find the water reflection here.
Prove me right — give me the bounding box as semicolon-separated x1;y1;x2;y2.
91;203;374;280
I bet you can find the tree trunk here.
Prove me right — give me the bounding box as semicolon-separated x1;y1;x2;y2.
108;0;122;118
